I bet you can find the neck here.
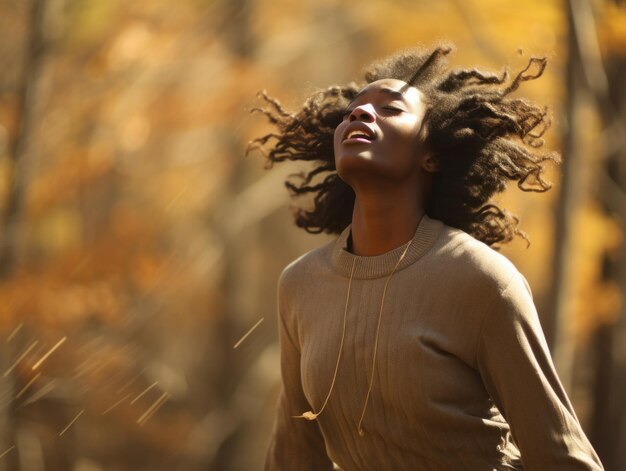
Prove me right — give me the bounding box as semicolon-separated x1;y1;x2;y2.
350;185;426;256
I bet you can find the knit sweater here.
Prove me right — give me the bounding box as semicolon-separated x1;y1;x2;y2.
265;215;603;471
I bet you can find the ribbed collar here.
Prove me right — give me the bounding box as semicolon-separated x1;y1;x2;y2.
331;215;443;279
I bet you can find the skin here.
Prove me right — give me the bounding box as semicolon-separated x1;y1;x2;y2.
333;78;439;256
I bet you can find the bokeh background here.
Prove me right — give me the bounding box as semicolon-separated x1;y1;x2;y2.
0;0;625;469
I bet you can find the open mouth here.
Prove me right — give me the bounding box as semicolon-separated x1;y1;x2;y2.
342;127;376;143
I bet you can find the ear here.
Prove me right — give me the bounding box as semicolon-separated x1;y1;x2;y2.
421;154;440;173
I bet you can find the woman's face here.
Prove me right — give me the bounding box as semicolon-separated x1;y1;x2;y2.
333;78;429;186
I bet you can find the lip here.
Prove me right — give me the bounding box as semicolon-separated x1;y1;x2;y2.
342;122;376;143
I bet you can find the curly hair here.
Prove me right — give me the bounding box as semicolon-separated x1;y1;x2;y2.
248;45;560;247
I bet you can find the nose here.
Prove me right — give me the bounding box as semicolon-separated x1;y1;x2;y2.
349;104;375;122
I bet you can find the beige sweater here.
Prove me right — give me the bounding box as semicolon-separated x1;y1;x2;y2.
265;215;603;470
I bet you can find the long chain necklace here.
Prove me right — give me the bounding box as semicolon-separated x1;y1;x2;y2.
294;235;413;437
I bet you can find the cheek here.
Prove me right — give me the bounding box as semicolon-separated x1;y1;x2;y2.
384;128;419;154
333;124;349;159
384;129;423;168
333;123;346;145
394;120;424;151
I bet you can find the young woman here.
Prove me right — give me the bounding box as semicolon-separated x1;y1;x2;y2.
251;46;604;470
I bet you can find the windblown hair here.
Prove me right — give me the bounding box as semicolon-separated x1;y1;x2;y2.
248;46;560;246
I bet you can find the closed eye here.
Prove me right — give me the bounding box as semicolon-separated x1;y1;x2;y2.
341;105;403;120
381;106;403;113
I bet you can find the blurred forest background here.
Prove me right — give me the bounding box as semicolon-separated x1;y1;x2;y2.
0;0;625;469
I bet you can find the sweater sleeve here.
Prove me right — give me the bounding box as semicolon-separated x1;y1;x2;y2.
264;269;334;471
476;272;604;470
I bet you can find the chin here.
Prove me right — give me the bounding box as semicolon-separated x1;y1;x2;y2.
336;154;402;185
336;152;373;175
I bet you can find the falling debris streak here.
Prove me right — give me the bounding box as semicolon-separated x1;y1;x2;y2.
73;357;98;378
7;323;23;342
75;335;104;356
0;445;15;459
3;341;38;377
233;317;264;349
32;336;67;370
116;371;143;394
74;346;110;377
74;353;115;382
164;186;188;211
16;372;41;398
131;381;159;404
29;343;46;363
0;388;12;404
59;409;85;436
101;367;133;394
102;393;132;415
22;379;56;406
137;392;170;426
88;355;116;377
70;254;91;276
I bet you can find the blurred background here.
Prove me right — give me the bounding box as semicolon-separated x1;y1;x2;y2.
0;0;625;469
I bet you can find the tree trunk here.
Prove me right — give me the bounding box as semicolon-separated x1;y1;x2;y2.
0;0;52;468
548;0;588;392
590;48;626;471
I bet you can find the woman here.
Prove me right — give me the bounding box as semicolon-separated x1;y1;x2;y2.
251;46;604;470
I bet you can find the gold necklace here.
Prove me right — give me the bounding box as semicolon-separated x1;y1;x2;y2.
294;235;413;437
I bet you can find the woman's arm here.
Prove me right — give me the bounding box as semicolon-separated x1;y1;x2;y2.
265;269;333;471
476;272;604;470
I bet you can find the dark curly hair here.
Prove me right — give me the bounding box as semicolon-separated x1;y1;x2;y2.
248;45;560;247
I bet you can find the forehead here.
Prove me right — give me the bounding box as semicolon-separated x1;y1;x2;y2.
353;79;423;107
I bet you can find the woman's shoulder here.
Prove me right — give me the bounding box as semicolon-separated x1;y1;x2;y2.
278;237;336;287
429;223;522;293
